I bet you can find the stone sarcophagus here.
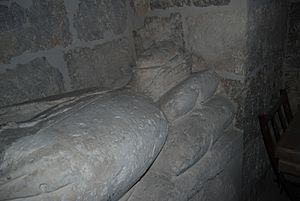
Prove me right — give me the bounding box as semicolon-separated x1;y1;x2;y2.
0;41;242;201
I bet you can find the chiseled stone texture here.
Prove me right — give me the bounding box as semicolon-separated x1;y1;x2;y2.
65;38;133;90
242;136;269;196
284;2;300;70
134;13;184;55
0;90;168;201
131;41;191;102
149;0;192;9
74;0;127;41
284;70;300;112
284;2;300;113
186;7;247;74
0;57;64;107
0;1;71;63
220;78;245;129
247;0;288;73
130;0;151;15
242;0;288;198
191;0;230;7
131;0;230;12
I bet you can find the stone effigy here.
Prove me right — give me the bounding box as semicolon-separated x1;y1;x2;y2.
0;90;168;201
123;41;242;201
0;41;242;201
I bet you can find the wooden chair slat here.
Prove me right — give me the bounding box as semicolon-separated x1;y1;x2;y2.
259;89;300;201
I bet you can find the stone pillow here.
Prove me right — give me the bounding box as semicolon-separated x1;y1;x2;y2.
159;70;219;122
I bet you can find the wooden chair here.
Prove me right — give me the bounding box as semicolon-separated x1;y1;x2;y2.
259;89;300;201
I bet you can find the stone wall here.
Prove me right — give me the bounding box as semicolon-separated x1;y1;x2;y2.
243;0;289;200
0;0;135;107
284;2;300;112
130;0;289;200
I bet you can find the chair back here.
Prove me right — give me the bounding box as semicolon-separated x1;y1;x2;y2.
258;89;293;174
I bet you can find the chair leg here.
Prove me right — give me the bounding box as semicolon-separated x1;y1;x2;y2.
277;173;300;201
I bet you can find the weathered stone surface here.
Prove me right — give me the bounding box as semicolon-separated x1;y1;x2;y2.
186;8;247;74
284;2;300;70
0;90;168;201
284;2;300;113
242;136;269;196
74;0;127;41
130;0;151;15
201;95;235;133
0;1;71;63
0;57;64;108
191;54;210;73
153;95;235;176
159;71;219;122
242;1;288;198
244;65;281;147
0;88;105;125
149;0;191;9
148;0;229;9
65;38;133;90
134;13;184;55
190;150;242;201
131;0;230;11
247;0;288;73
220;78;245;129
131;42;191;102
126;129;243;201
192;0;230;7
284;70;300;112
136;41;184;68
151;116;212;176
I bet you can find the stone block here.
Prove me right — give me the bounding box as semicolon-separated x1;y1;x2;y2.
74;0;127;41
0;1;71;63
65;37;133;90
0;90;168;201
0;57;64;107
186;8;247;74
134;13;184;55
